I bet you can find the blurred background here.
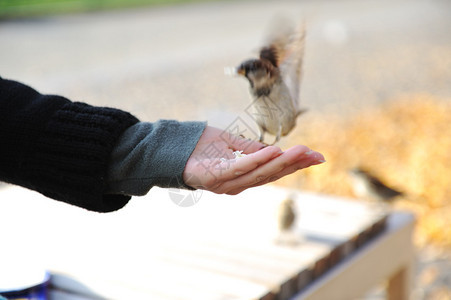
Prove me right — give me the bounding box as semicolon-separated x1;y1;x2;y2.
1;0;451;298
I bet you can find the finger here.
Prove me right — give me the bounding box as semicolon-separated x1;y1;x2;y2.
219;146;324;193
183;146;281;190
214;146;282;181
219;146;311;191
227;157;324;194
220;131;266;154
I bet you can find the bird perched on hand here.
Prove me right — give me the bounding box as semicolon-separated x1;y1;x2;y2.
349;167;404;204
229;20;307;145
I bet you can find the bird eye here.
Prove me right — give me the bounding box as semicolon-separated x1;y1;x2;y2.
243;63;252;72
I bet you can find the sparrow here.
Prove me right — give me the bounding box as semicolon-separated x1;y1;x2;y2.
275;195;300;245
231;20;307;145
277;196;296;232
349;167;404;204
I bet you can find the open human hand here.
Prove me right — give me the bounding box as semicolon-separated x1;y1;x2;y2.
183;126;325;195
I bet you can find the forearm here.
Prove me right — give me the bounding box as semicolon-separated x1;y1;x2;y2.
0;77;139;212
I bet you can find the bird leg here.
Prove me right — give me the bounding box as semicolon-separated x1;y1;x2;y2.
257;125;265;143
269;124;283;146
296;108;308;117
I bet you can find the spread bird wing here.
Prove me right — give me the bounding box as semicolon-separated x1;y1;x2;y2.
280;24;306;110
259;18;294;68
259;19;306;111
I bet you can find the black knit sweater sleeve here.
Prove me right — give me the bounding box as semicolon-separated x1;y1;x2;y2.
0;77;139;212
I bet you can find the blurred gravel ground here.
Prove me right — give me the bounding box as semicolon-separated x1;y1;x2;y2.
1;0;450;122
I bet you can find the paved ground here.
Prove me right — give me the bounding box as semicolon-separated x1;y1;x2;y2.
1;0;451;299
1;0;450;128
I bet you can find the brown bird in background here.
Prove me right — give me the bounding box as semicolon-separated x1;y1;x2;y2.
231;20;307;145
278;197;296;232
275;195;299;245
349;167;404;204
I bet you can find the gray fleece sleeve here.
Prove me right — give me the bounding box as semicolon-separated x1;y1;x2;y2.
106;120;206;196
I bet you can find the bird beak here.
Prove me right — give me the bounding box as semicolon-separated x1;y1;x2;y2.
236;67;246;76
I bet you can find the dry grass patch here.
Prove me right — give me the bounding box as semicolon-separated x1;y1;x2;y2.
277;94;451;248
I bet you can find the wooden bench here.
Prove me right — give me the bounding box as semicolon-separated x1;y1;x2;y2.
0;185;415;299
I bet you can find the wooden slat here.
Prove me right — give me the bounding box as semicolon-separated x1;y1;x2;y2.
0;185;387;300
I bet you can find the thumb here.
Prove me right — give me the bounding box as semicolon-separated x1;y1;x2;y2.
222;131;266;154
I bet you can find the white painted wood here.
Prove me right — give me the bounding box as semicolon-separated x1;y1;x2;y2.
0;185;410;299
293;212;415;300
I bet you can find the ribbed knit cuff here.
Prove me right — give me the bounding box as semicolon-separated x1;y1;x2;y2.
106;120;207;196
